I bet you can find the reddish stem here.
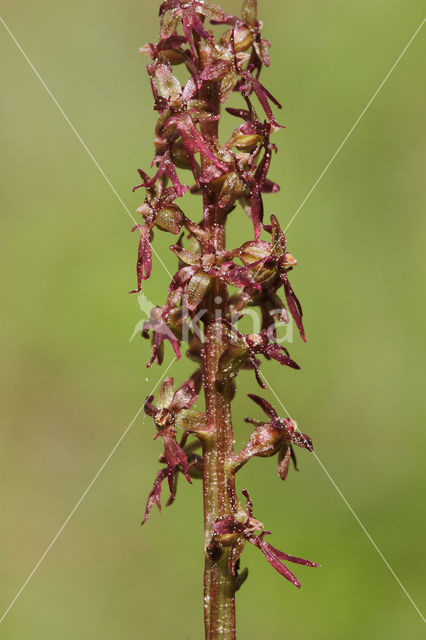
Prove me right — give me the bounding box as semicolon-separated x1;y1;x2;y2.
199;44;237;640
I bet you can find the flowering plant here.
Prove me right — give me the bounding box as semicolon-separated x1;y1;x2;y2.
132;1;318;637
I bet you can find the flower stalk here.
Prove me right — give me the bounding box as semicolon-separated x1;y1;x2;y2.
132;2;319;638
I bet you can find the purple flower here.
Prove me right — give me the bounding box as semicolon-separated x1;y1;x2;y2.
238;215;306;341
245;394;313;480
142;374;210;521
140;35;188;66
142;305;182;367
160;0;213;59
214;489;319;588
239;71;282;128
225;102;280;239
164;112;228;184
135;180;185;234
129;180;185;293
216;320;299;390
167;246;261;312
134;153;189;199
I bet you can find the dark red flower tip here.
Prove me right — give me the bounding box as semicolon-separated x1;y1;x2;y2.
250;535;319;588
240;489;319;587
129;225;152;293
134;154;189;198
156;427;192;495
281;271;306;342
141;468;168;525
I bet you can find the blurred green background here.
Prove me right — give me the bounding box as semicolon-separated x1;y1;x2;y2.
1;1;425;638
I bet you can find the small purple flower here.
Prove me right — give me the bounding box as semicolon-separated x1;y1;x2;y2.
214;489;319;588
134;153;189;199
160;0;213;59
238;215;306;341
216;320;299;390
142;306;182;367
164;112;228;184
167;246;261;312
245;393;313;480
142;374;210;520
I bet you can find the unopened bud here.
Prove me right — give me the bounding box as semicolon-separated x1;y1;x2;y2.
157;48;186;65
233;133;262;151
155;205;184;234
241;0;258;27
246;423;284;458
222;24;253;52
209;172;245;210
153;64;182;103
239;240;271;265
170;139;193;170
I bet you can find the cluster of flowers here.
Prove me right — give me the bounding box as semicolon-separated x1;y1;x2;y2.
133;0;317;588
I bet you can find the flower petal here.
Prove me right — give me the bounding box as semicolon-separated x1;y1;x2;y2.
277;443;291;481
282;272;306;342
141;469;167;525
165;114;228;182
186;271;211;311
171;374;200;412
175;409;211;435
134;154;189;198
157;377;175;409
247;393;278;420
130;225;152;293
170;245;200;266
158;427;192;496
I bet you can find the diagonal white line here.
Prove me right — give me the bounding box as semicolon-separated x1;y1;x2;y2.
283;17;425;233
0;15;172;279
0;359;175;625
258;369;426;623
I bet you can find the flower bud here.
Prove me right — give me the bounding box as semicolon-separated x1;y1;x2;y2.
153;64;182;103
221;24;253;52
155;204;184;234
246;423;284;458
218;342;249;380
239;240;271;265
170;139;193;170
209;172;245;210
157;48;186;65
186;271;211;311
174;409;211;435
239;241;277;283
219;70;238;103
160;8;181;40
155;111;172;137
241;0;258;27
233;133;262;151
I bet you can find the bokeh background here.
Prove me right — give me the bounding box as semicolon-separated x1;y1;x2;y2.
1;1;425;638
